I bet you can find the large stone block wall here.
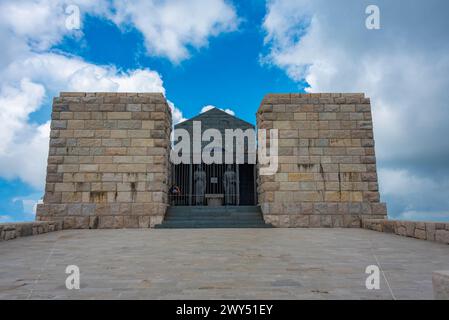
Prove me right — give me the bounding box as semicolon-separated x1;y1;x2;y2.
363;219;449;245
257;93;387;227
36;92;172;229
0;221;62;241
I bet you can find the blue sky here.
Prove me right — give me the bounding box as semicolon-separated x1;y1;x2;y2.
1;0;449;222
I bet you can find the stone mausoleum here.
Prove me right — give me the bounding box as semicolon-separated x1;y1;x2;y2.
36;92;387;228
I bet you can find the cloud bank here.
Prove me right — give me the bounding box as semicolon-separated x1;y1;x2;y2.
108;0;239;63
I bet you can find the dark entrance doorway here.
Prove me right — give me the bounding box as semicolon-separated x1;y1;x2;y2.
168;107;257;207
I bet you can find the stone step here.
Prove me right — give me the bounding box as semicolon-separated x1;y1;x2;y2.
165;212;262;218
166;206;261;214
155;221;272;229
158;217;269;223
155;205;271;229
164;216;264;221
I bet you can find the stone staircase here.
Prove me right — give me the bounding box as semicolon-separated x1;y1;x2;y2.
155;206;272;229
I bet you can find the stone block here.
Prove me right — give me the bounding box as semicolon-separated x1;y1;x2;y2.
383;221;395;233
138;216;151;228
288;173;314;182
405;221;416;237
74;216;90;229
332;215;344;228
124;216;139;228
309;215;321;227
397;226;407;236
89;216;99;229
291;215;309;227
343;215;361;228
426;223;436;241
98;216;114;229
436;230;449;245
278;215;290;227
107;112;132;120
433;271;449;300
82;204;96;216
263;214;279;226
63;216;76;229
149;216;163;227
321;215;332;227
98;216;124;229
67;204;82;216
414;228;427;240
340;164;366;172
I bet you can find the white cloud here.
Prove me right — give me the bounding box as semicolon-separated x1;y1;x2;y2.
0;0;109;59
0;52;172;188
168;100;186;124
0;0;72;51
378;168;449;217
201;105;235;116
12;193;42;219
378;169;439;199
0;0;186;190
108;0;239;62
0;79;49;188
2;53;165;93
0;0;239;63
0;79;45;153
263;0;449;220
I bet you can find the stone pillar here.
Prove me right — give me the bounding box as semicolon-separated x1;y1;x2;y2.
36;92;172;229
256;93;387;228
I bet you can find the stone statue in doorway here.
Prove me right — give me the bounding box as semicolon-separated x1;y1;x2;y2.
194;166;206;205
223;165;236;205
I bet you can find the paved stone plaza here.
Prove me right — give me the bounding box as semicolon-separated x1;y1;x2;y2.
1;228;448;299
